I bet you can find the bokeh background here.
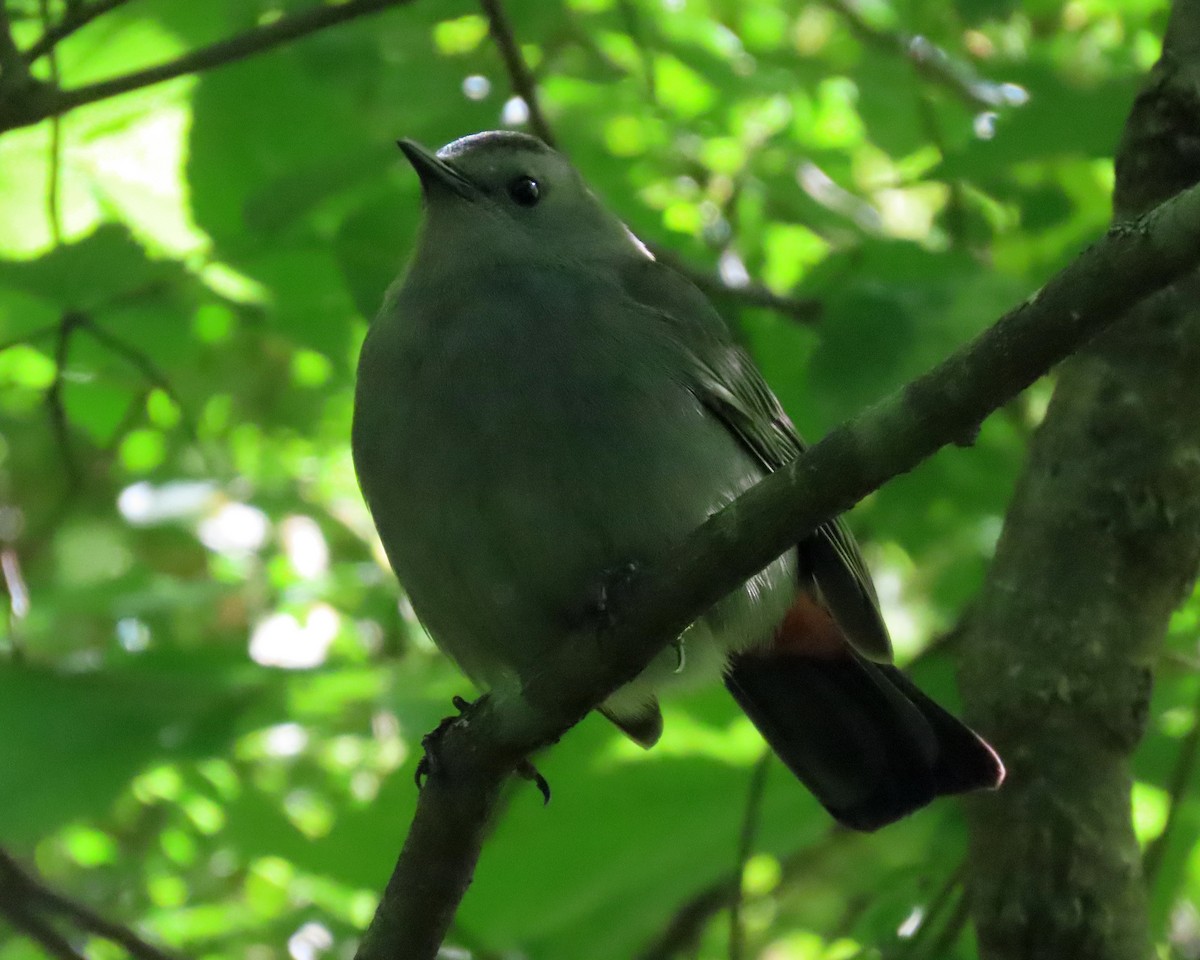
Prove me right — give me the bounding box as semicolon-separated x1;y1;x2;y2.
0;0;1196;958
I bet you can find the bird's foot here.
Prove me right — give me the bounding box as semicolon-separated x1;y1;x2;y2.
516;760;552;805
671;638;686;674
413;694;552;805
414;694;476;789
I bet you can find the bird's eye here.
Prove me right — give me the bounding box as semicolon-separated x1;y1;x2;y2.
508;176;540;207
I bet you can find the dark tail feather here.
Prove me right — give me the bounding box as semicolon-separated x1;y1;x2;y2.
725;652;1003;831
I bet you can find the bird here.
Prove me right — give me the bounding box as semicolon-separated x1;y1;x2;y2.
351;130;1004;831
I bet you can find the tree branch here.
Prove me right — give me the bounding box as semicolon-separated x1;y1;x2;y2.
649;245;822;324
37;0;63;245
479;0;555;147
352;174;1200;960
0;0;414;134
821;0;1025;112
636;633;965;959
46;312;81;492
77;313;201;445
728;750;771;960
0;848;178;960
470;17;820;325
0;907;88;960
637;826;845;960
24;0;135;63
0;3;33;95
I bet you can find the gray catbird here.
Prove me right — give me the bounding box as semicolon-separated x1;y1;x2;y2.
352;131;1003;830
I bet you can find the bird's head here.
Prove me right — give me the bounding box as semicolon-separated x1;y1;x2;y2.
398;131;647;270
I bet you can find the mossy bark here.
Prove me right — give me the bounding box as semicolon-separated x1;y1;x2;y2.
960;5;1200;957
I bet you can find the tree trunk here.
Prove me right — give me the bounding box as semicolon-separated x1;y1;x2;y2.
960;4;1200;958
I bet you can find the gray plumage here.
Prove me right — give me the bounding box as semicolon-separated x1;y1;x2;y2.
352;131;1003;829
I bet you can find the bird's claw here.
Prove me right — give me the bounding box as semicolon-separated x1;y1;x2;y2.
413;695;551;805
671;638;686;674
517;759;552;805
414;694;478;789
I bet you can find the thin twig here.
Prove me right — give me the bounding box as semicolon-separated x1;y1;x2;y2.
46;313;81;491
0;907;88;960
916;888;969;959
650;245;822;324
0;852;87;960
478;0;555;147
24;0;136;62
821;0;1022;112
617;0;657;104
0;3;33;93
0;850;178;960
77;314;201;444
639;827;847;960
469;7;815;325
638;880;738;960
915;90;967;248
0;0;413;133
353;177;1200;960
30;886;177;960
639;630;964;959
895;861;965;958
0;321;59;353
38;0;62;245
728;749;771;960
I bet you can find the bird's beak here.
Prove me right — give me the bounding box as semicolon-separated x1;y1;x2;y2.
397;139;475;199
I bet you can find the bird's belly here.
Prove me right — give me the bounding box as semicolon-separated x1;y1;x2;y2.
355;318;794;691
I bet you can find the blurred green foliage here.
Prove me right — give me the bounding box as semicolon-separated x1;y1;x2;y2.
0;0;1197;958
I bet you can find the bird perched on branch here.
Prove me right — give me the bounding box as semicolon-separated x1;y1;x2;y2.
352;130;1003;830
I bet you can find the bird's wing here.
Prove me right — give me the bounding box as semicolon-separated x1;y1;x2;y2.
617;255;892;662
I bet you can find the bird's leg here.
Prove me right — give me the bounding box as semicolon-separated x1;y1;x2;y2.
414;694;477;788
516;760;552;804
414;694;552;804
671;638;686;673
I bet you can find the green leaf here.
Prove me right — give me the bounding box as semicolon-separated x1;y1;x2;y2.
0;655;271;840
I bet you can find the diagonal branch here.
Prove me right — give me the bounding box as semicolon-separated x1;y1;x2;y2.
479;0;556;147
0;907;88;960
821;0;1024;112
352;174;1200;960
77;314;201;444
649;245;822;324
728;750;771;960
638;826;845;960
0;3;33;94
0;0;413;134
470;11;821;322
24;0;136;63
0;849;178;960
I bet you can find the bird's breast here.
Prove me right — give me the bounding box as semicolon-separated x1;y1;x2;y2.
352;268;777;682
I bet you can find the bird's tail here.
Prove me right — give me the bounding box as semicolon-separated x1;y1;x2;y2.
724;649;1003;831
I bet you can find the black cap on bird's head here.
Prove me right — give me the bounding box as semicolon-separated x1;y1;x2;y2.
396;139;477;199
397;131;557;204
394;130;646;261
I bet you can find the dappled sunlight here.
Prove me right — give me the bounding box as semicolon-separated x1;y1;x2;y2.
0;0;1194;958
596;703;766;767
249;605;340;670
